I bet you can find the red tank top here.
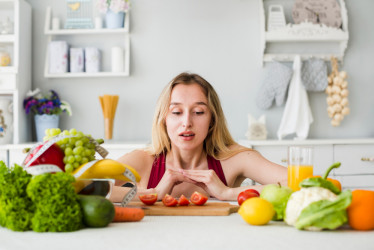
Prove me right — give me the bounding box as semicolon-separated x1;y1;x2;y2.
147;153;227;189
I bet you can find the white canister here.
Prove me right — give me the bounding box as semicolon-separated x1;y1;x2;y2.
95;17;103;29
52;18;60;30
0;48;11;67
111;46;124;72
0;99;13;144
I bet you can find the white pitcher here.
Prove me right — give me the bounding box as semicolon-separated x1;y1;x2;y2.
0;99;13;144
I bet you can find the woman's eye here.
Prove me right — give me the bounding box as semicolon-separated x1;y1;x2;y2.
172;111;181;115
194;111;204;115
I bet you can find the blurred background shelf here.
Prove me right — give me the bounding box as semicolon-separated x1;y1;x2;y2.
0;0;32;143
260;0;349;64
43;6;130;78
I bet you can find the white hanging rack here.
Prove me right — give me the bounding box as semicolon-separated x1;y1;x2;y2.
259;0;349;65
263;53;343;62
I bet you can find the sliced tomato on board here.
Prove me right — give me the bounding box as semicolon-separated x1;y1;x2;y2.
190;191;208;206
237;189;260;206
178;194;190;206
162;194;178;207
139;193;158;205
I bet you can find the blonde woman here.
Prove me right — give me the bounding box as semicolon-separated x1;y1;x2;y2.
111;72;287;202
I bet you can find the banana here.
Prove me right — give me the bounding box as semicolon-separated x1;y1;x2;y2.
72;159;141;182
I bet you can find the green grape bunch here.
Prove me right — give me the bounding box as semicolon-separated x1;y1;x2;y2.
43;128;104;173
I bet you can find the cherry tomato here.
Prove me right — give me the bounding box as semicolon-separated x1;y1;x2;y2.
139;193;158;205
178;194;190;206
237;189;260;206
190;191;208;206
162;194;178;207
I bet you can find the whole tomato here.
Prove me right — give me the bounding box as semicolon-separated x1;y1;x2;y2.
237;189;260;206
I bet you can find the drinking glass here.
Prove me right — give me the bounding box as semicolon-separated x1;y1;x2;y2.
287;146;313;191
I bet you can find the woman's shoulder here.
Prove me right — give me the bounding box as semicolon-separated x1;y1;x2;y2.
227;143;246;151
221;144;260;161
127;148;153;158
117;149;155;170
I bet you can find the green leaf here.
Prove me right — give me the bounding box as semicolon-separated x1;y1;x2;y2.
300;177;341;195
26;172;83;232
0;163;34;231
295;190;352;230
272;197;291;221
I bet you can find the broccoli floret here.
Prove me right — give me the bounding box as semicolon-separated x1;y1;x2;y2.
27;172;83;232
0;162;34;231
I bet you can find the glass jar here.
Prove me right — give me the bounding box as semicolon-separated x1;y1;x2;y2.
0;47;11;66
1;17;13;34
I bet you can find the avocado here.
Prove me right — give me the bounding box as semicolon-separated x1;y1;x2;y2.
78;195;115;227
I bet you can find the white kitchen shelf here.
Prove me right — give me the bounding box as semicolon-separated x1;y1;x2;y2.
0;66;16;73
0;35;15;43
44;6;130;34
0;0;32;143
260;0;349;64
43;6;130;78
44;70;130;78
0;89;15;95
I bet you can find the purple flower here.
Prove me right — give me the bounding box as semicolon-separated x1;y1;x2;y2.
23;89;71;116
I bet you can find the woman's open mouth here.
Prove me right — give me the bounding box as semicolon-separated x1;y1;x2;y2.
179;131;195;140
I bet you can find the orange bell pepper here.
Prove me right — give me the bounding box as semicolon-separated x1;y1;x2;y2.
313;176;342;191
313;162;342;191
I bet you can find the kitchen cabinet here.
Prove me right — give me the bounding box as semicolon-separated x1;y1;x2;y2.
7;142;32;167
43;7;130;78
249;144;333;175
260;0;349;64
0;0;32;143
333;144;374;190
239;139;374;190
0;146;8;166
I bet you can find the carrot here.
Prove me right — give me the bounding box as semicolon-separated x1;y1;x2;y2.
112;206;145;222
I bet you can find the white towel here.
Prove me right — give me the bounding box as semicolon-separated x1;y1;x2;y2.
277;55;313;140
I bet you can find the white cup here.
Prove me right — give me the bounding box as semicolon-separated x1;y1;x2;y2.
111;47;124;72
52;18;60;30
95;17;103;29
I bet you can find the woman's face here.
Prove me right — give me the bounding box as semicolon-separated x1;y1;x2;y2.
165;83;212;151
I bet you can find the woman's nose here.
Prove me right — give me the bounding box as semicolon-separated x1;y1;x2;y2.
182;113;192;128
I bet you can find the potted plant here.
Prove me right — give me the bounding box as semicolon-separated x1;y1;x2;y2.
97;0;131;29
23;88;72;142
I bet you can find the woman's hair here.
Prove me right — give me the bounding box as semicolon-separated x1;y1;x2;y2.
147;72;250;159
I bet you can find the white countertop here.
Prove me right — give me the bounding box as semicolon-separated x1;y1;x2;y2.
1;207;373;250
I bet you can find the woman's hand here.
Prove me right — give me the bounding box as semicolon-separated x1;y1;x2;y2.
154;168;196;199
181;169;230;200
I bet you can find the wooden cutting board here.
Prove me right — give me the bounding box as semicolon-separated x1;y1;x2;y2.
128;201;239;216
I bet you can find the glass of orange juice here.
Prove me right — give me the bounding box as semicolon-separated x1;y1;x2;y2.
287;146;313;191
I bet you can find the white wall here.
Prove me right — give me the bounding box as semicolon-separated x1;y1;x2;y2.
27;0;374;142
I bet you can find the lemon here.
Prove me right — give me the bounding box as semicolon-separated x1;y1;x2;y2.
238;197;275;225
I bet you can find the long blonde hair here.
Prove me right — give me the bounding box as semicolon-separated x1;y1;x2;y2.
147;72;250;159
